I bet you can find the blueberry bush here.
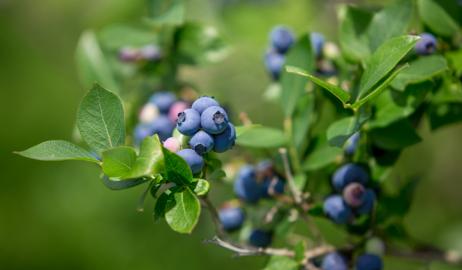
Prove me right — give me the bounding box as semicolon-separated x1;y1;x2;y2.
15;0;462;269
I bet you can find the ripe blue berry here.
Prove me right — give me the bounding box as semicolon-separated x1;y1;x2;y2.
343;182;366;208
256;160;274;177
177;149;204;174
233;165;261;203
321;252;348;270
248;229;272;248
261;177;285;198
189;130;214;155
177;108;201;136
323;195;353;224
332;164;369;192
219;207;245;232
191;96;220;115
311;32;325;57
149;92;176;114
200;106;229;134
270;26;295;54
356;254;383;270
415;33;437;55
150;115;175;141
356;189;376;215
345;132;360;155
134;123;154;145
264;50;285;80
213;123;236;153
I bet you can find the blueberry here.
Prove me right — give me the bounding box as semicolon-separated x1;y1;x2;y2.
219;207;245;232
139;103;160;123
332;164;369;192
356;254;383;270
177;108;201;136
264;49;285;80
256;160;274;178
176;149;204;174
248;229;272;248
213;123;236;153
323;195;353;224
119;47;140;62
233;165;261;203
200;106;229;134
134;123;154;145
149;92;176;114
261;177;285;198
343;182;366;208
140;45;161;61
189;130;214;155
168;101;189;123
310;32;325;57
345;132;360;156
150;115;175;141
191;96;220;114
356;189;376;215
321;252;348;270
270;26;295;54
163;137;181;153
415;33;437;55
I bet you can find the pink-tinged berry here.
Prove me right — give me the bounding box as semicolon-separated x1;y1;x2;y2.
163;137;181;152
168;101;189;123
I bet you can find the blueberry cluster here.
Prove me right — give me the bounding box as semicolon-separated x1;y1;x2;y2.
415;32;437;55
323;164;376;224
134;92;189;144
172;96;236;174
321;252;383;270
119;44;162;63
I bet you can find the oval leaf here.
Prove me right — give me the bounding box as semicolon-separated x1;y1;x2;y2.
236;125;288;148
15;140;99;163
102;146;137;178
161;146;193;184
417;0;459;37
101;175;149;190
165;188;201;234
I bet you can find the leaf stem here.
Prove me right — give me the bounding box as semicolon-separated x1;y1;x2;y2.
283;118;302;174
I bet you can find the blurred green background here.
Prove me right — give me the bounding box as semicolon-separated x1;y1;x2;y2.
1;0;462;269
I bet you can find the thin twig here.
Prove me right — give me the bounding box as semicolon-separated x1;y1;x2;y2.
155;182;176;197
279;148;303;205
200;196;227;239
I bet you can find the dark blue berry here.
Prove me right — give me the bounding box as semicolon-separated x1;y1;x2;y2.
149;92;176;114
189;130;214;155
356;189;376;215
177;108;201;136
233;165;261;203
191;96;220;115
264;49;285;80
323;195;353;224
321;252;348;270
248;229;272;248
200;106;229;134
270;26;295;54
213;123;236;153
415;33;437;55
345;132;360;155
332;164;369;192
310;32;325;57
343;182;366;208
356;254;383;270
150;115;175;141
177;149;204;174
219;207;245;232
261;177;285;198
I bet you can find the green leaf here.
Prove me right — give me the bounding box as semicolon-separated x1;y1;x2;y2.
192;179;210;196
165;188;201;234
428;103;462;130
77;84;125;154
391;55;448;90
176;23;229;65
337;5;372;62
75;31;119;92
161;145;193;184
417;0;459;37
99;24;158;50
147;0;184;26
101;175;149;190
370;119;421;150
293;94;316;150
280;34;315;117
445;49;462;77
303;137;342;171
263;256;298;270
15;140;99;163
359;35;420;98
366;0;413;51
293;241;306;263
235;125;288;148
153;193;174;221
102;146;137;178
286;66;350;104
327;112;370;147
126;135;163;178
